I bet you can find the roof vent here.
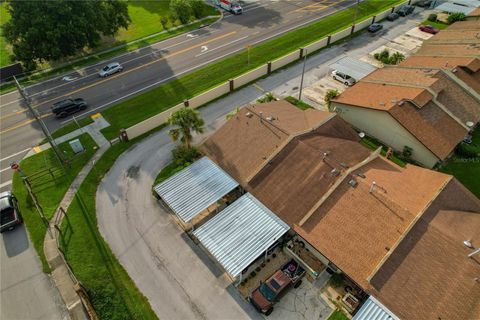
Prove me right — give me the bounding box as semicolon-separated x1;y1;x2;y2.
452;68;457;73
379;101;385;106
348;179;358;188
398;100;404;106
369;181;387;194
330;168;340;177
391;99;397;104
245;112;253;118
266;116;275;122
464;240;474;249
356;172;366;178
323;150;330;157
358;132;365;138
466;121;474;128
340;162;349;169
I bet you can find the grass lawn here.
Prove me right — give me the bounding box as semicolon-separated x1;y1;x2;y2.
285;96;313;110
328;310;349;320
11;133;98;272
360;136;406;167
60;130;163;319
0;2;12;67
100;0;404;139
421;19;449;30
440;127;480;198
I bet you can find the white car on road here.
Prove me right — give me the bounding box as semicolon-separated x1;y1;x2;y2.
98;62;123;77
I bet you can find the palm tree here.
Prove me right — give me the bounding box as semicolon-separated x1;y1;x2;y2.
168;108;205;149
226;106;241;120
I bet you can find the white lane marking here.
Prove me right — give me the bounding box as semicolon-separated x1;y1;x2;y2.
0;180;12;188
0;167;12;173
62;76;78;81
0;148;31;162
195;35;249;57
201;46;209;53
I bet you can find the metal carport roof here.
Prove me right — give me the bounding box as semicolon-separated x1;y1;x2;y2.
353;296;400;320
451;0;480;8
193;193;290;277
154;156;238;223
435;2;476;13
329;57;377;81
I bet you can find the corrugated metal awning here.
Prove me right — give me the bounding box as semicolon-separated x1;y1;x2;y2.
193;193;289;277
329;57;377;81
154;157;238;223
435;2;476;13
353;296;400;320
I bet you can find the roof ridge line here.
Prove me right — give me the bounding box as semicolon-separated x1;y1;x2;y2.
245;105;291;136
245;113;336;183
298;146;382;227
366;175;453;283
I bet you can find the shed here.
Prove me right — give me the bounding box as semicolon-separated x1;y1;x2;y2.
193;193;289;278
329;56;377;81
353;296;400;320
154;156;239;224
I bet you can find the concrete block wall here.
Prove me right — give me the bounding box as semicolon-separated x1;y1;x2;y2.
304;37;328;54
330;27;351;43
355;18;372;31
376;8;393;21
189;82;230;109
271;51;300;72
233;64;269;88
127;103;184;139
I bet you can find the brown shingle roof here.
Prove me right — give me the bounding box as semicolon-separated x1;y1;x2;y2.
400;56;480;72
201;101;332;184
447;20;480;30
468;7;480;17
428;30;480;44
415;43;480;57
333;82;433;111
368;179;480;320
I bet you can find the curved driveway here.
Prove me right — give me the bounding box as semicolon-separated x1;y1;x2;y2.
96;101;261;319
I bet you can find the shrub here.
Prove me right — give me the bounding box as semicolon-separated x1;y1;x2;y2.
171;145;200;165
160;16;169;30
329;273;344;287
456;143;478;158
427;13;437;22
170;0;193;24
447;12;466;24
324;89;339;111
257;92;276;103
402;146;413;159
389;52;405;65
374;49;404;65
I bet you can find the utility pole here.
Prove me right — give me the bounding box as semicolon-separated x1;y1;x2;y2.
353;0;360;25
13;76;65;167
298;48;307;101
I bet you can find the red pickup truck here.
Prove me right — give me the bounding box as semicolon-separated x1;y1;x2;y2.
249;259;305;315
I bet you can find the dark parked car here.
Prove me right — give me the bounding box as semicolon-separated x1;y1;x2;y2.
419;25;439;34
397;5;414;16
368;23;383;33
0;191;22;233
52;98;88;118
416;0;432;7
387;12;399;21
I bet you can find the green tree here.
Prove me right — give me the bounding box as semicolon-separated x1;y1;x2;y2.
168;108;205;149
170;0;193;24
190;0;205;19
3;0;130;70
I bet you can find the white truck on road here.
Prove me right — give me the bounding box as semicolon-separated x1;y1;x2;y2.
217;0;243;14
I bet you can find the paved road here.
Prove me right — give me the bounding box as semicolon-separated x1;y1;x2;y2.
0;225;68;320
95;11;429;319
0;0;357;191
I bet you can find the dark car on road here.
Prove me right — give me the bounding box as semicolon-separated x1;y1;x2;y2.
0;191;22;233
397;5;414;16
368;23;383;33
387;12;399;21
52;98;88;118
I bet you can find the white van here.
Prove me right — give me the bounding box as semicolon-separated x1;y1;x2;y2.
219;0;242;14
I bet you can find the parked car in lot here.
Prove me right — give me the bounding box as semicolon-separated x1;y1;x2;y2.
98;62;123;77
387;12;399;21
416;0;432;7
0;191;22;233
419;25;439;34
52;98;88;118
367;23;383;33
397;5;414;16
249;259;305;316
331;70;356;86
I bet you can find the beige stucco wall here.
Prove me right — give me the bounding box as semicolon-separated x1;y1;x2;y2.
189;82;230;109
126;103;184;139
233;64;269;88
376;8;393;21
332;102;440;167
330;28;351;43
355;17;373;31
304;37;328;54
271;51;300;71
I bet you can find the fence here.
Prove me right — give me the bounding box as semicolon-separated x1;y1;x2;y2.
126;0;408;140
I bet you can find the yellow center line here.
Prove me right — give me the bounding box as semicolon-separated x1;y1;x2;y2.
0;31;237;122
0;113;53;134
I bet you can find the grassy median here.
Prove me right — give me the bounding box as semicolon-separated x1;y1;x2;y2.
100;0;403;139
12;133;98;272
60;131;162;320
